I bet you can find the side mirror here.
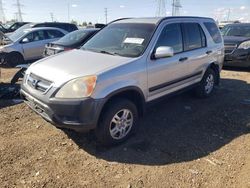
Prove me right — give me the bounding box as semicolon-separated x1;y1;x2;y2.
21;38;29;43
153;46;174;59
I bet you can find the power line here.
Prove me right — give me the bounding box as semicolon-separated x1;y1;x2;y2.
14;0;24;22
156;0;166;17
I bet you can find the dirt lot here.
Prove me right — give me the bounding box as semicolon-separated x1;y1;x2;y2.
0;67;250;188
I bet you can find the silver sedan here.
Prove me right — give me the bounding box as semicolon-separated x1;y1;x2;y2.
0;27;68;67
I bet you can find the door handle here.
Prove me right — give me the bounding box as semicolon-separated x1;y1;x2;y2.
206;50;212;55
179;57;188;62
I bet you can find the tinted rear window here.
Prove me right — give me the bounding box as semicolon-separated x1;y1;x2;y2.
204;22;222;44
183;23;206;51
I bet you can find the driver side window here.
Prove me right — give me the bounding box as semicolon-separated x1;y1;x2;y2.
155;23;183;54
25;30;46;43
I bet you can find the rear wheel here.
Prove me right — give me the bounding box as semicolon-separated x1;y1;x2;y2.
195;68;217;98
6;53;24;67
95;98;138;146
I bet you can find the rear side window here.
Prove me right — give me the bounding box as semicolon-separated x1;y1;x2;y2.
204;22;222;44
182;23;206;51
155;23;183;54
46;30;64;39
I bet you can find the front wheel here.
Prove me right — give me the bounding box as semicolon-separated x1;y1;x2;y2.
195;68;217;98
6;53;24;67
95;98;138;146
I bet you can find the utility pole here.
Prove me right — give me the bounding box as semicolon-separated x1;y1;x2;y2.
227;8;231;21
50;12;54;22
156;0;166;17
172;0;182;16
14;0;24;22
104;8;108;24
0;0;6;23
67;3;70;22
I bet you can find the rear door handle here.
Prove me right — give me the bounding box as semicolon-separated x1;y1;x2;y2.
206;50;212;55
179;57;188;62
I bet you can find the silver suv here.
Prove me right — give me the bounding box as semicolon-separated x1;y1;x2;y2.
21;17;224;145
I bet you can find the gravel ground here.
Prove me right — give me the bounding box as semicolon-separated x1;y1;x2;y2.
0;67;250;188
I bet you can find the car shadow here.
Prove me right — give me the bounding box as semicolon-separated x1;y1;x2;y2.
64;78;250;166
223;66;250;72
0;83;22;109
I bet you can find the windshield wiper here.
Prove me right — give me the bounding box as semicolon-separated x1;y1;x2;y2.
99;50;118;56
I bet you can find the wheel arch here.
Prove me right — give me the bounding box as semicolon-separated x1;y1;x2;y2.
207;62;220;85
98;86;146;123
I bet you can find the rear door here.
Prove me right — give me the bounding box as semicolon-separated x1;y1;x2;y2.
181;22;209;79
147;23;190;101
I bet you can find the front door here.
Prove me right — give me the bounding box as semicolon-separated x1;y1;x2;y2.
22;30;49;60
147;23;190;101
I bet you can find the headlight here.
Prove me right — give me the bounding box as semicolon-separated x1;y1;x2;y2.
238;40;250;49
55;75;97;99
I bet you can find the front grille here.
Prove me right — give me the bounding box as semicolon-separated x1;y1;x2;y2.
27;73;52;93
224;44;237;54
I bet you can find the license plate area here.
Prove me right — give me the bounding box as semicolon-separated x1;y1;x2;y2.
46;48;55;56
25;95;45;114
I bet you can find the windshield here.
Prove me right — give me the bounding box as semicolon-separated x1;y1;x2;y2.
221;25;250;37
9;29;30;41
82;23;156;58
57;29;96;46
11;23;33;34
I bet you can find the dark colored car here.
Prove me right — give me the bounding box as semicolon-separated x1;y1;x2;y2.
222;23;250;68
8;22;78;36
33;22;78;33
44;28;99;57
5;22;30;33
0;24;7;33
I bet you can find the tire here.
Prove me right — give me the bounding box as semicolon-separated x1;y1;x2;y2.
95;98;138;146
195;68;217;98
6;53;24;67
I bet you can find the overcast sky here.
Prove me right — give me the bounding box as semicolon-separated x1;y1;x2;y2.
2;0;250;23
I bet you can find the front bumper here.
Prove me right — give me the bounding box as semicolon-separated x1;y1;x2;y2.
224;48;250;67
20;89;105;132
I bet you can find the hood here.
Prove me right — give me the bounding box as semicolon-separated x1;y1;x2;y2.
27;49;134;87
223;36;250;45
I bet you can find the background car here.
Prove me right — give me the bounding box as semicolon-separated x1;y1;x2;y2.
44;28;99;57
0;22;30;33
222;23;250;68
0;24;7;33
4;22;30;33
6;22;78;36
0;27;67;67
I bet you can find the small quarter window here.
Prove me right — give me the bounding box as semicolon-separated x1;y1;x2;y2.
204;22;222;44
182;23;205;51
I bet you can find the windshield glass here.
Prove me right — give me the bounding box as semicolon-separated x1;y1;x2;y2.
57;29;95;46
82;23;156;58
221;25;250;37
11;23;33;34
9;29;30;41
